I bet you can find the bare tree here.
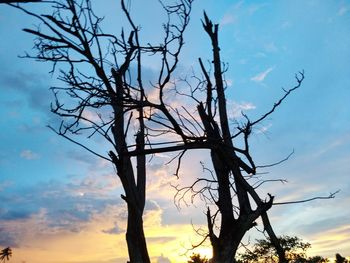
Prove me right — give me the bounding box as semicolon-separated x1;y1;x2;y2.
8;0;192;262
168;14;337;263
166;13;302;262
7;1;337;262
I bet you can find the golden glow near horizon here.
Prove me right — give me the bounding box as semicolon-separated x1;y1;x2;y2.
5;204;214;263
2;144;350;262
4;202;349;263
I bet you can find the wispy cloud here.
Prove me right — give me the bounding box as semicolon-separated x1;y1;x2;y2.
0;182;211;262
308;223;350;257
156;254;171;263
220;13;237;26
247;3;267;15
0;181;12;192
227;101;256;119
309;133;350;159
20;149;39;160
219;1;243;26
256;123;272;134
251;67;274;82
338;5;350;16
264;42;278;53
102;224;122;235
220;2;266;27
0;71;51;112
280;21;292;29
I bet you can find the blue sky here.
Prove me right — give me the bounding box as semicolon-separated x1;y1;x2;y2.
0;1;349;262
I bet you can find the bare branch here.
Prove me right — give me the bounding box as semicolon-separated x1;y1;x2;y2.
273;190;340;205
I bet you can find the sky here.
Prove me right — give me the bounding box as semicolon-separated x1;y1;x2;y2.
0;0;350;262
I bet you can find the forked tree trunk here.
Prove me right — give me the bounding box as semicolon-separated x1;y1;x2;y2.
110;68;150;263
208;152;259;263
110;145;150;263
200;13;285;263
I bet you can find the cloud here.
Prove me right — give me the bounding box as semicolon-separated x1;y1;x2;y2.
0;228;18;247
220;14;237;26
251;67;274;82
0;179;204;262
81;109;104;125
308;223;350;258
20;149;39;160
280;21;292;29
311;133;350;159
148;236;177;243
0;71;51;112
0;206;129;263
156;254;171;263
264;42;278;53
256;123;273;134
0;176;216;262
338;5;350;16
219;2;267;27
0;181;12;192
0;177;123;240
219;1;243;26
247;3;267;15
227;101;256;119
234;101;256;112
297;216;350;236
102;224;122;235
67;150;99;165
0;210;33;221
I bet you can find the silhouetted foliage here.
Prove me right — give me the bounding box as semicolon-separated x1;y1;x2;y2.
238;236;332;263
188;253;209;263
0;247;12;263
335;254;349;263
239;236;310;263
307;256;330;263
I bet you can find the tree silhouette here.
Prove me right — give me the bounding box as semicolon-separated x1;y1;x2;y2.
6;1;338;262
239;236;310;263
188;253;209;263
0;247;12;263
238;236;330;263
335;254;349;263
167;13;336;263
7;0;192;262
307;256;330;263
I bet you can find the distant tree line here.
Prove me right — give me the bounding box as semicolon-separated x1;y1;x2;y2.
188;236;349;263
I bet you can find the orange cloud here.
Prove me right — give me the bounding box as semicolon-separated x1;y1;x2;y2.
2;201;212;263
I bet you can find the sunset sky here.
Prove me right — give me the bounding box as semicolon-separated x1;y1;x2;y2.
0;1;350;262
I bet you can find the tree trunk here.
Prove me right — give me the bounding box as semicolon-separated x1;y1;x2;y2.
209;221;249;263
109;152;150;263
111;67;150;263
209;150;248;263
126;205;150;263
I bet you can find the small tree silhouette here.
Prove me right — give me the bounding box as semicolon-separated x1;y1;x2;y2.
238;236;332;263
335;253;349;263
188;253;209;263
0;247;12;263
